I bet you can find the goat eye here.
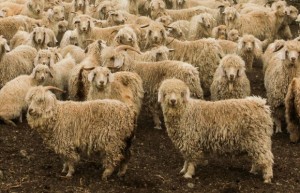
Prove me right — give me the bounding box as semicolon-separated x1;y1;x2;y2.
107;73;110;76
148;30;152;35
110;57;114;61
38;56;41;59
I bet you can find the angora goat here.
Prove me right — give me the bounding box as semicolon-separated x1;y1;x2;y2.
26;86;136;180
285;77;300;143
158;78;274;183
210;54;251;101
0;65;52;126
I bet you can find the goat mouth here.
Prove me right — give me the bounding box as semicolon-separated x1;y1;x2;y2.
96;84;105;89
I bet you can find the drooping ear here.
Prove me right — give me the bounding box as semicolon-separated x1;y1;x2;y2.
157;88;164;103
211;26;219;38
108;72;114;82
47;8;54;18
218;5;225;14
88;71;96;82
237;38;243;50
47;68;54;78
73;17;80;25
198;16;203;24
182;87;190;103
278;48;287;60
84;46;89;53
31;66;38;78
43;32;49;45
254;38;262;50
4;42;10;52
115;35;121;44
27;1;33;10
274;43;285;52
215;64;226;78
254;38;262;57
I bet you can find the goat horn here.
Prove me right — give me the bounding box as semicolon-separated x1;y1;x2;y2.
115;45;141;54
84;39;94;43
111;29;119;35
44;86;65;93
163;25;173;29
83;67;95;71
140;24;149;28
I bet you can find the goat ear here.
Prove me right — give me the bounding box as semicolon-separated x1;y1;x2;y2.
73;17;80;25
4;42;10;52
183;88;190;103
278;49;286;60
198;16;203;23
44;32;50;46
218;5;225;14
32;67;37;78
88;71;95;82
211;27;218;38
274;44;285;52
254;38;262;51
237;38;243;50
108;72;114;82
157;89;164;103
47;8;54;17
84;46;89;53
48;69;54;78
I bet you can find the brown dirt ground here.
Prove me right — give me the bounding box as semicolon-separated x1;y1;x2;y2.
1;21;300;192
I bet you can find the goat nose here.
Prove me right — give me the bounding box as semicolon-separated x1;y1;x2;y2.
37;9;40;14
291;57;296;61
170;99;176;104
38;39;42;43
61;17;65;20
230;74;234;80
99;80;104;84
207;24;210;28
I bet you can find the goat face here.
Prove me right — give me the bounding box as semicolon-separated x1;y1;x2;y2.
108;11;126;25
28;0;45;15
146;22;167;47
88;67;114;90
51;5;65;21
158;79;190;107
34;50;52;66
32;64;53;83
32;27;46;45
73;15;92;33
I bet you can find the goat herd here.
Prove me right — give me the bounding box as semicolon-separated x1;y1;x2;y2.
0;0;300;188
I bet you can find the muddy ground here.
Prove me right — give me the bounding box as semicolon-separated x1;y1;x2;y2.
1;59;300;193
